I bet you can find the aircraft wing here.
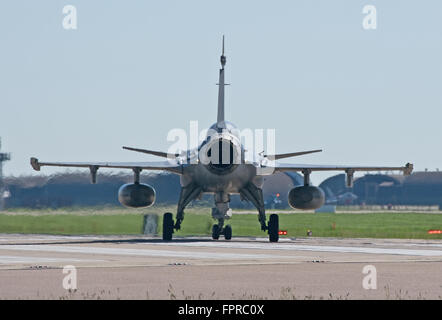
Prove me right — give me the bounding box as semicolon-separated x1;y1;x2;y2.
274;162;413;175
270;162;413;187
30;157;182;174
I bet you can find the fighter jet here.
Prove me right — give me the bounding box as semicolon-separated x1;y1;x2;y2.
30;37;413;242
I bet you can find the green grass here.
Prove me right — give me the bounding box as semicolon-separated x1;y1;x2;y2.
0;213;144;235
0;208;442;239
172;212;442;239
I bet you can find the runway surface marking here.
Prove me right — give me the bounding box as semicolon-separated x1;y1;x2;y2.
0;235;104;242
0;255;100;264
153;241;442;257
0;245;292;260
409;243;442;248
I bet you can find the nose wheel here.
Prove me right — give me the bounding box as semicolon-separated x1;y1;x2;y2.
224;225;232;240
212;223;232;240
212;224;221;240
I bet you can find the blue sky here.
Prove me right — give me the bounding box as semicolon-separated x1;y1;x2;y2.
0;1;441;184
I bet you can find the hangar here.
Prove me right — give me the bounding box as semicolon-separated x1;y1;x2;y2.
3;171;442;209
320;171;442;208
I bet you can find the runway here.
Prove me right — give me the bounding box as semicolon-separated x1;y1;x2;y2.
0;234;441;299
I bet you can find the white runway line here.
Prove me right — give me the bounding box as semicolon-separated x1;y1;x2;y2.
0;245;292;260
0;255;101;264
0;235;105;242
409;243;442;248
0;235;441;257
153;241;442;257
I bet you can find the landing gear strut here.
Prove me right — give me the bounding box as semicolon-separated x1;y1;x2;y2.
211;198;233;240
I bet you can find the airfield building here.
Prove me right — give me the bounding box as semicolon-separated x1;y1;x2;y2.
3;171;442;209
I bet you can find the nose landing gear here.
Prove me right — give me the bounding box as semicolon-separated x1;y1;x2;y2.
212;222;232;240
224;225;232;240
211;202;233;240
212;224;221;240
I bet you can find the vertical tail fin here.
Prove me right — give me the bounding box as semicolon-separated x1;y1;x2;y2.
217;35;226;126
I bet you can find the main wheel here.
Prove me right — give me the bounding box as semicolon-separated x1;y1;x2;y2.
224;225;232;240
268;214;279;243
212;224;221;240
163;212;174;241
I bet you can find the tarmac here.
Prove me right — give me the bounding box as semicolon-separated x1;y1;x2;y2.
0;234;441;299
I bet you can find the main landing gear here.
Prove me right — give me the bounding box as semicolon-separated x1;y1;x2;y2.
267;214;279;243
162;212;174;241
163;212;279;243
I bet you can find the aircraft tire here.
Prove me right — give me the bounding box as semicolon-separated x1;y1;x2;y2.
212;224;221;240
163;212;174;241
224;225;232;240
268;214;279;243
